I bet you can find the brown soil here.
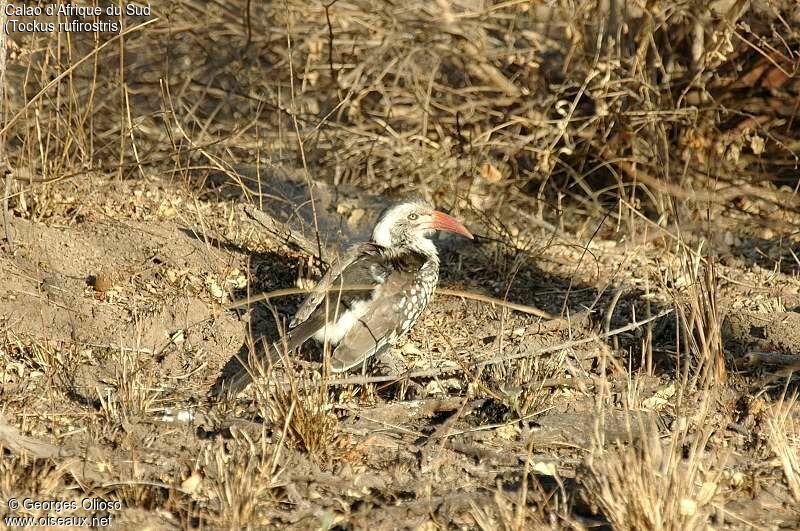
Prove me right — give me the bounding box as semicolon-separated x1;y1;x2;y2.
3;1;800;529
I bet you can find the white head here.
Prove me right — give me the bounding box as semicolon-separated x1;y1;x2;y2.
371;200;473;257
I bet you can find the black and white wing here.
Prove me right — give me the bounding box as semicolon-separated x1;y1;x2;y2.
211;243;390;398
288;243;391;348
329;267;420;372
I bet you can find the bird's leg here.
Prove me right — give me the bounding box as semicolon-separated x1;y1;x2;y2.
373;347;424;399
373;347;406;376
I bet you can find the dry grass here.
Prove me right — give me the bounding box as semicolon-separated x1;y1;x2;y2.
766;392;800;502
2;0;800;528
204;436;278;528
257;363;344;465
6;1;799;227
582;415;721;531
672;248;726;394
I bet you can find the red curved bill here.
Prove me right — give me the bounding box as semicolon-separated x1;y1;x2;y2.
430;211;473;239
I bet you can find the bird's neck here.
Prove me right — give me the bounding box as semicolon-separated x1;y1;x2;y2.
407;237;438;261
380;240;439;268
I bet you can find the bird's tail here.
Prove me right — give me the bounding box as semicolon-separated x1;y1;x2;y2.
209;322;318;400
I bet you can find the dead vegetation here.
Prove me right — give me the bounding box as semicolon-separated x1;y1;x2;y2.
582;414;721;531
1;0;800;528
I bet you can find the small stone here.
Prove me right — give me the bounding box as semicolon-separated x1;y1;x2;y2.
206;276;225;300
90;272;115;292
181;471;202;494
679;498;697;516
531;461;556;475
400;343;421;356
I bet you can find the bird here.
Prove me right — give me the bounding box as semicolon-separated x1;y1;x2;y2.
213;199;473;397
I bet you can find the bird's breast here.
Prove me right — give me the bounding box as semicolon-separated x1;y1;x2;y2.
394;262;439;334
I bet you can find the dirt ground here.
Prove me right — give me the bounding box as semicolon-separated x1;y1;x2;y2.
3;166;800;529
2;1;800;529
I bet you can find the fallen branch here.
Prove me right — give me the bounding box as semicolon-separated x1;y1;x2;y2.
338;397;481;428
742;351;800;369
242;204;326;261
0;412;64;459
0;413;106;483
320;308;673;386
225;284;554;319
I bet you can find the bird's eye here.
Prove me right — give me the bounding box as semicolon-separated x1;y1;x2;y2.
407;213;418;221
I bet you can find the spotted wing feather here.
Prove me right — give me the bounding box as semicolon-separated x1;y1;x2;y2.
331;255;431;372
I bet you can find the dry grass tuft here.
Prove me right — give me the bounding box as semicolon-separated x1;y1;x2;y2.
0;455;65;503
765;392;800;502
97;350;162;423
582;417;720;531
205;437;276;528
469;487;549;531
670;248;726;394
255;361;343;465
488;347;570;420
